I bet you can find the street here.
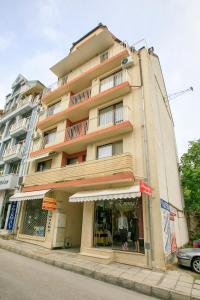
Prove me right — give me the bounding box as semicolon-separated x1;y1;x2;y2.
0;249;157;300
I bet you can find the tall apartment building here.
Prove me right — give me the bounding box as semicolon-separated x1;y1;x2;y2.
12;24;188;270
0;74;44;232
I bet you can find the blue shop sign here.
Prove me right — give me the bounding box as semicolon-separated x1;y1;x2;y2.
6;201;17;230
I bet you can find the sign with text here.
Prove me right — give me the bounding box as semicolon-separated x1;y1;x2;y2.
42;197;56;211
140;180;152;196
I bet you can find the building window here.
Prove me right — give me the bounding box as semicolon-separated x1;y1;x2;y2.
47;101;61;117
94;199;144;253
100;51;108;63
36;159;52;172
43;128;56;145
99;102;123;127
97;141;123;159
21;199;48;237
100;70;123;92
0;166;4;175
67;157;79;165
9;162;20;174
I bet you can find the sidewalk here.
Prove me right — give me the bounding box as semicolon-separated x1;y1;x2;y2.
0;238;199;300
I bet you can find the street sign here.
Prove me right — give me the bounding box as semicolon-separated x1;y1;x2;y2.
140;180;152;196
42;197;56;211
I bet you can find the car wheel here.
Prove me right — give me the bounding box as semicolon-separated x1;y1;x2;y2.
192;257;200;274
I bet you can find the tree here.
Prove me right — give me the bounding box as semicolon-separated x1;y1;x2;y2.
180;139;200;240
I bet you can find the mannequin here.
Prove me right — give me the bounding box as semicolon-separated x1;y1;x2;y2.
118;212;128;250
130;213;140;252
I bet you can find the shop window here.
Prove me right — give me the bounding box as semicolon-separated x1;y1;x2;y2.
94;198;144;253
97;141;123;159
99;102;123;127
100;70;123;93
47;101;61;117
67;157;78;165
43;128;56;145
36;159;52;172
21;199;48;237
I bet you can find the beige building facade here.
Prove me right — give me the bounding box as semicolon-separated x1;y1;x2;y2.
13;24;188;270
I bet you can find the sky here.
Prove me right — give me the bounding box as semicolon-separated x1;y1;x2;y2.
0;0;199;157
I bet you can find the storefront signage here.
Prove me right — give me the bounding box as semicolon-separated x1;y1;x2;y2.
6;201;17;231
140;180;152;196
0;174;18;190
42;197;56;211
160;199;171;254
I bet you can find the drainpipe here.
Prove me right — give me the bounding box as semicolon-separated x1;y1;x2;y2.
138;49;155;269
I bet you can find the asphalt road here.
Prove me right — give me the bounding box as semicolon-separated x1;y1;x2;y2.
0;248;157;300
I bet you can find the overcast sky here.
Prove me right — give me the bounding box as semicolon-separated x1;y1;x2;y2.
0;0;199;157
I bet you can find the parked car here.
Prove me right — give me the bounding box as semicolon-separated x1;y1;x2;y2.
176;248;200;274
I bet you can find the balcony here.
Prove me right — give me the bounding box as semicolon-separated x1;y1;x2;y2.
37;73;131;130
10;118;30;137
0;95;35;125
69;87;91;107
0;174;19;190
24;153;134;191
42;45;129;105
3;144;24;162
31;106;133;157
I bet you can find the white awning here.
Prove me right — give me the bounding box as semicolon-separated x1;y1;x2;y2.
28;152;51;162
10;190;50;202
69;186;141;203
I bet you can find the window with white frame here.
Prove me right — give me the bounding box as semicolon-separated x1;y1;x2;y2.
47;101;61;117
99;102;123;127
97;141;123;159
100;70;123;93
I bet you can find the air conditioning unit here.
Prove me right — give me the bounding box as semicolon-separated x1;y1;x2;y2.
121;56;134;68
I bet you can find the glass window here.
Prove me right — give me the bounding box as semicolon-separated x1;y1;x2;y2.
44;128;56;145
94;199;144;253
99;102;123;127
21;199;48;237
67;157;78;165
100;71;123;92
100;51;108;63
97;141;123;159
97;144;112;159
36;160;52;172
9;162;20;174
47;101;61;117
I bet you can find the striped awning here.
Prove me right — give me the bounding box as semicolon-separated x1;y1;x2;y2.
9;190;50;202
69;186;141;203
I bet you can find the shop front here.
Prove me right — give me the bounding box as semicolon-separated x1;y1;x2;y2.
69;186;148;266
10;189;83;249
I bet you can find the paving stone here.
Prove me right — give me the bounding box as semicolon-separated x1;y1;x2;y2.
152;286;171;299
135;282;152;295
176;281;193;288
192;288;200;299
194;284;200;290
159;279;177;289
170;290;191;300
174;285;192;295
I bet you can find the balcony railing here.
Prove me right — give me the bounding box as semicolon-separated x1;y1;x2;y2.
66;120;89;140
69;87;92;107
42;44;129;99
3;144;24;160
24;153;134;187
10;118;29;134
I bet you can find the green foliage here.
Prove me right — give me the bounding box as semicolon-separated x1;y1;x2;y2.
180;139;200;213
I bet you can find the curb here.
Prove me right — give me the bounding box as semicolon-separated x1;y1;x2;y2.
0;242;199;300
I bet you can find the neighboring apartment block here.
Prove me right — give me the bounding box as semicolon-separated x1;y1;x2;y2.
0;75;44;232
12;24;188;270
